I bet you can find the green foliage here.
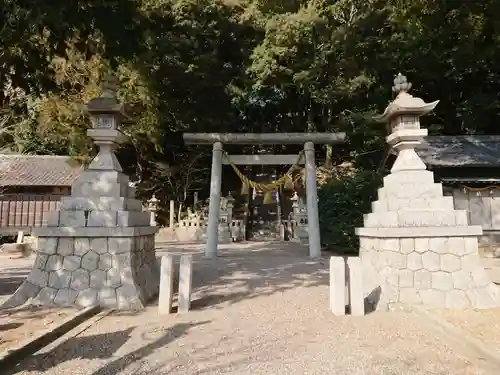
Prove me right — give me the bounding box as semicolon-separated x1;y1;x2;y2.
6;0;500;216
318;169;382;253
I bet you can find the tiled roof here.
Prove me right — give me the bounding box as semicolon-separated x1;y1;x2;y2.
0;154;83;186
416;135;500;167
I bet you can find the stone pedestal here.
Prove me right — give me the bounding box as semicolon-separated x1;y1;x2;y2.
294;211;309;245
356;74;500;311
290;194;308;244
1;75;160;310
217;199;232;244
218;224;231;243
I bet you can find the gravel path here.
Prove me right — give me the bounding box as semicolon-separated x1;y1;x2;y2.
6;243;500;375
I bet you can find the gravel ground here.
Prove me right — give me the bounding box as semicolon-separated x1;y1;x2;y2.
5;242;500;375
437;308;500;352
0;305;76;353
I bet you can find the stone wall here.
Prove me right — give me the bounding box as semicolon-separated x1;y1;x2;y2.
25;234;158;309
360;236;497;308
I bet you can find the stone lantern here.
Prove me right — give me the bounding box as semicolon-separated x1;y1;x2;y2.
217;194;232;244
5;73;161;311
226;192;235;223
380;73;439;174
147;194;160;227
290;191;308;244
355;73;500;311
291;191;299;217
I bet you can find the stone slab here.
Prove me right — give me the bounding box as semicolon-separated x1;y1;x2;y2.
178;255;193;313
329;257;346;316
32;226;157;237
356;226;482;238
158;255;175;315
347;257;365;316
59;197;143;212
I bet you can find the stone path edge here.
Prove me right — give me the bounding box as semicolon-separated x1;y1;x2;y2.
412;306;500;369
0;305;101;370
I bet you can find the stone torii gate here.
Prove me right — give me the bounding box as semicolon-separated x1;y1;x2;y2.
183;133;346;258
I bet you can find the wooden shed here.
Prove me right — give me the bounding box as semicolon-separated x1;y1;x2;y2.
0;154;83;235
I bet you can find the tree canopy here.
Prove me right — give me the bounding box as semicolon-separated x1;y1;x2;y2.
2;0;500;209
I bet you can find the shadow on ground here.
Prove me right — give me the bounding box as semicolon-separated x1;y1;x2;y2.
156;242;330;311
5;321;209;375
0;267;30;303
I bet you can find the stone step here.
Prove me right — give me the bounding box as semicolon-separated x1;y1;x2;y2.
372;196;455;212
377;183;443;201
363;209;468;228
383;170;435;186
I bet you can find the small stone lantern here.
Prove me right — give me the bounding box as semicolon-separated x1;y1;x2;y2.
147;194;160;227
291;191;299;216
226;192;235;223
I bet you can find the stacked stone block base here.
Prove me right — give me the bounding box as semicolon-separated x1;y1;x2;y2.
359;234;500;310
2;231;159;310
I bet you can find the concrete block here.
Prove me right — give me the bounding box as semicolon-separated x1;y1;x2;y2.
108;238;133;254
383;170;434;186
70;269;90;291
54;288;78;306
178;255;193;313
98;253;113;270
98;287;117;307
58;238;74;256
34;254;49;270
88;211;117;227
159;255;175;315
46;255;63;271
63;255;81;271
90;238;108;254
429;237;447;254
107;267;122;287
16;231;24;244
406;253;423;271
431;271;454;291
397;210;456;227
46;212;60;226
329;256;346;316
59;211;87;227
347;257;365;316
76;289;98;307
74;238;90;254
48;270;71;289
440;254;461;272
27;268;49;287
414;270;432;289
455;210;469;226
81;251;99;271
116;211;150;227
37;238;58;255
60;197;143;212
422;252;440;271
400;238;414;254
